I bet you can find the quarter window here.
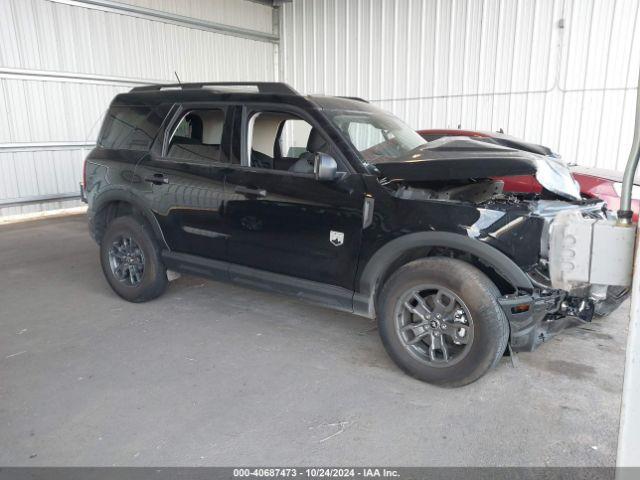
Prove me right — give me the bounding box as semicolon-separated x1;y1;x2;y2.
99;105;165;151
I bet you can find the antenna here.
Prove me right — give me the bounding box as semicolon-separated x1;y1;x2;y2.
174;71;182;85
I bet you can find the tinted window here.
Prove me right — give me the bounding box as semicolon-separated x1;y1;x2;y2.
167;109;227;164
99;105;164;151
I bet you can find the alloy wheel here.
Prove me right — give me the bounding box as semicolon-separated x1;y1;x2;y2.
394;285;474;367
108;235;145;287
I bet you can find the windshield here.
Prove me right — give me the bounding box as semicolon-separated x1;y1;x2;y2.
327;111;427;163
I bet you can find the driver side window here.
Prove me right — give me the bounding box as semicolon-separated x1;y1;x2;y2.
246;111;336;174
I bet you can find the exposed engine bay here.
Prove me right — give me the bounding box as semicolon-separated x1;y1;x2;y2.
392;178;506;204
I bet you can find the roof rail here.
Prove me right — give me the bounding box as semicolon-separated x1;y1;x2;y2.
130;82;299;95
337;96;370;103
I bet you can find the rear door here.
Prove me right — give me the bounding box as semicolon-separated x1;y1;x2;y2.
223;105;366;290
135;103;238;260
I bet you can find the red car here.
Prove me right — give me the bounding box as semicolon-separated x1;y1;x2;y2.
418;129;640;221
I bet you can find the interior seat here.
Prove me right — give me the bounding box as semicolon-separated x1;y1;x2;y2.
288;128;328;174
185;113;203;142
251;149;273;169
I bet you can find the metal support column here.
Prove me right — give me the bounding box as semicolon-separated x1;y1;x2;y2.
617;70;640;475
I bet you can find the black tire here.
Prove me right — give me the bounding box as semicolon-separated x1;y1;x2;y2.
100;215;167;302
377;257;509;387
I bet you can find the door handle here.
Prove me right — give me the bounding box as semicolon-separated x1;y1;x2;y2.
144;173;169;185
234;186;267;197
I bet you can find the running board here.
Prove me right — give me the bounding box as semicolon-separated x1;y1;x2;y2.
161;251;356;314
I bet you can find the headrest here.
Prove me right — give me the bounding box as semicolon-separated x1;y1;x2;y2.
185;114;203;142
307;128;328;153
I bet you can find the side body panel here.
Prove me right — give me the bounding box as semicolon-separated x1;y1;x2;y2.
132;156;229;260
221;102;367;290
354;176;544;302
85;148;148;208
223;168;366;289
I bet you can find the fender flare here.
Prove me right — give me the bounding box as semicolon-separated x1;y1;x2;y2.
91;189;168;249
355;232;533;316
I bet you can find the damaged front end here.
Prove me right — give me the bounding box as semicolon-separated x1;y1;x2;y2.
374;136;583;201
377;137;635;352
503;198;634;351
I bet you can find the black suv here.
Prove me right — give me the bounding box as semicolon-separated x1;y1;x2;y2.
84;82;622;387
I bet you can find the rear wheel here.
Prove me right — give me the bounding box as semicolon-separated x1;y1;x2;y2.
100;215;167;302
377;257;509;387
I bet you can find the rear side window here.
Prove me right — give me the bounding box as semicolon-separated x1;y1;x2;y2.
98;105;164;151
167;109;228;164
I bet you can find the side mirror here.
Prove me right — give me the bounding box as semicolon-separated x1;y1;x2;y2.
314;153;338;181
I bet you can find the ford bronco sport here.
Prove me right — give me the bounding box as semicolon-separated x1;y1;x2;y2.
83;82;632;387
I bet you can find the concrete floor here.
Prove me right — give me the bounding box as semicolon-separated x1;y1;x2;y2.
0;214;629;466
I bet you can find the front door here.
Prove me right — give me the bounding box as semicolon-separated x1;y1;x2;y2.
223;107;365;290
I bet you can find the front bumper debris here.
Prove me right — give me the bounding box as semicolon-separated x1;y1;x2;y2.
498;292;595;352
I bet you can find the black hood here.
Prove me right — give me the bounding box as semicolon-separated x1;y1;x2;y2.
372;137;582;200
373;138;538;181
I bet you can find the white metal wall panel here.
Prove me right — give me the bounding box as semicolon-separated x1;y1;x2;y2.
281;0;640;172
0;1;276;79
120;0;274;34
0;0;275;216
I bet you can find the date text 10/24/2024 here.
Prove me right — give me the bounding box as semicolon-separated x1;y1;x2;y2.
233;468;400;478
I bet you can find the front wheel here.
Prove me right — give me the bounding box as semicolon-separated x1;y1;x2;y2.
377;257;509;387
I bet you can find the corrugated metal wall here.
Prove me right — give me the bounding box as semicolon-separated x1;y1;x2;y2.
0;0;276;216
3;0;638;218
281;0;640;172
